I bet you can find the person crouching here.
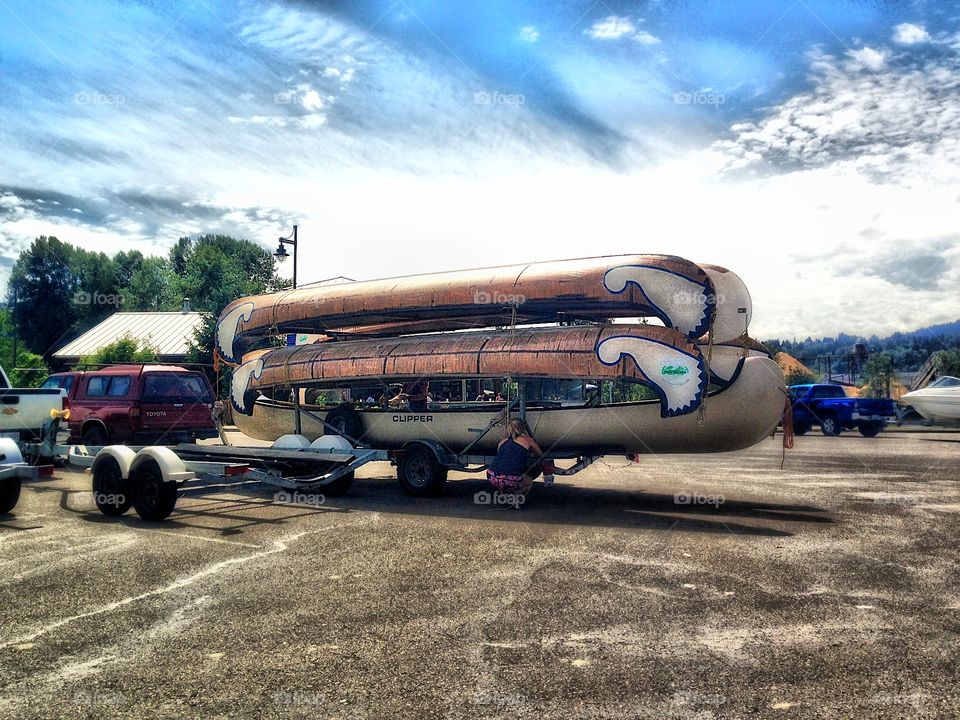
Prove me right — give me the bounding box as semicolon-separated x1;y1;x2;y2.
487;418;543;501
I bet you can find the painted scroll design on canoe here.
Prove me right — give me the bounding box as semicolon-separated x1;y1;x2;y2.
603;265;714;340
230;356;265;415
597;336;708;418
216;301;255;365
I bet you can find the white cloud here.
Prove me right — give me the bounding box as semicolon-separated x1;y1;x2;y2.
846;46;886;72
585;15;659;45
893;23;930;45
322;67;341;78
714;45;960;187
585;16;636;40
518;26;539;43
634;30;661;45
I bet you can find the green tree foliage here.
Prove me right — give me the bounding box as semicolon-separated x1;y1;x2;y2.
8;234;286;373
783;367;818;386
174;235;287;314
0;310;48;387
76;335;159;368
934;349;960;378
861;354;895;398
127;257;176;311
8;236;80;358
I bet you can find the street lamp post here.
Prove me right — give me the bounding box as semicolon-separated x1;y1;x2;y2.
274;224;300;431
273;224;298;289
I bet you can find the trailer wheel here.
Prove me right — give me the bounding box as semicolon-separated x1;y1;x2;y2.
131;458;177;521
793;422;811;436
398;445;447;497
92;456;132;516
321;470;354;496
858;422;884;438
0;476;21;514
322;406;363;442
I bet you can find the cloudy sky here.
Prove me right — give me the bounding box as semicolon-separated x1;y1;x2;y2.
1;0;958;339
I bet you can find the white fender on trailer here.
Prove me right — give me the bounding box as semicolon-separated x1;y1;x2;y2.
0;437;24;466
131;447;195;483
273;434;312;450
309;435;353;453
91;445;137;479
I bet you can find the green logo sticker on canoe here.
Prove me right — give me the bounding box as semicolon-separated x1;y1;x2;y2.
660;363;690;386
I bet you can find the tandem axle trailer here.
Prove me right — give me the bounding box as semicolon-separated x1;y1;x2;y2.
7;410;600;522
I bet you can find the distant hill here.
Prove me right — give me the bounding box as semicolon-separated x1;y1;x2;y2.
761;320;960;373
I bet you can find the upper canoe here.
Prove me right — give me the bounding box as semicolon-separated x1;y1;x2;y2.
216;254;754;363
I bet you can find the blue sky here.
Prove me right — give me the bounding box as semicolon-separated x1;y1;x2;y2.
1;0;959;338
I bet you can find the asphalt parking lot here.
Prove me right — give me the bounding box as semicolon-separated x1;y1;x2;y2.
1;429;958;719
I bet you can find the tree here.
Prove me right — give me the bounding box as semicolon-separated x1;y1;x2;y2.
126;257;176;311
8;236;80;358
783;367;818;386
934;349;960;378
76;335;158;368
171;235;287;314
861;354;895;398
0;310;48;387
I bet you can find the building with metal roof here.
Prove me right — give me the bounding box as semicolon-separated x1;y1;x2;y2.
53;310;210;364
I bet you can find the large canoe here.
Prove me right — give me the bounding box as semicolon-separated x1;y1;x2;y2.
233;356;786;455
216;255;753;363
231;324;710;419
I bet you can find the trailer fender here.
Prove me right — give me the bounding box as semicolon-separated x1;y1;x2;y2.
92;445;137;479
272;434;312;450
0;437;24;466
130;447;195;484
401;439;456;468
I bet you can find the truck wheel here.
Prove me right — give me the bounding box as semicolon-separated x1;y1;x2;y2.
820;415;842;437
794;422;811;436
858;422;884;438
82;425;108;447
91;456;132;516
131;458;178;521
398;445;447;497
322;406;363;442
0;476;21;514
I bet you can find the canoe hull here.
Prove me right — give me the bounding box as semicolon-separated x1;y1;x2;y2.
234;357;786;455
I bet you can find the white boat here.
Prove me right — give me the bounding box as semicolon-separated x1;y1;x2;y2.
901;376;960;424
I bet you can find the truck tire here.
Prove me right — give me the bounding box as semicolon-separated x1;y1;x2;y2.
794;422;811;436
0;476;21;514
131;458;178;521
82;424;108;447
91;455;133;516
820;415;842;437
322;406;363;443
858;422;884;438
398;445;447;497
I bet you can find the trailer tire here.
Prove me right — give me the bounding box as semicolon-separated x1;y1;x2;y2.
398;445;447;497
131;458;178;521
858;422;884;438
92;455;132;516
322;471;354;496
793;422;811;436
322;406;363;443
0;476;21;514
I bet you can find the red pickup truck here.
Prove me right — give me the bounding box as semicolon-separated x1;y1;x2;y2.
41;365;218;445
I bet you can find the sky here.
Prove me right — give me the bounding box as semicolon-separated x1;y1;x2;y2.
1;0;958;340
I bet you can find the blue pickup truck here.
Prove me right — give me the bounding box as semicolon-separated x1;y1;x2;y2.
789;384;897;437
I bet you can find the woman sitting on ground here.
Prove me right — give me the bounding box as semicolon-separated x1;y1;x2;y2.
487;418;543;498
